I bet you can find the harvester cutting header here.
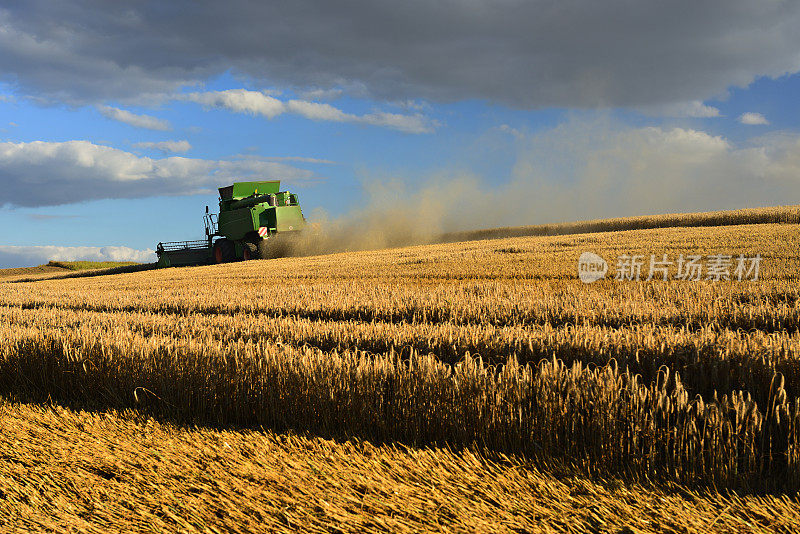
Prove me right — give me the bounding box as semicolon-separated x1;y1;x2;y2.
156;181;306;267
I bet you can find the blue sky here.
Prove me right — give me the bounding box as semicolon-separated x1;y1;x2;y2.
0;1;798;267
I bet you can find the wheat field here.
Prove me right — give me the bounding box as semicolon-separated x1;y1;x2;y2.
3;402;799;533
1;214;799;531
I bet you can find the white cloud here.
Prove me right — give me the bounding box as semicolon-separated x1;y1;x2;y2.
639;100;721;118
500;119;799;224
98;105;171;131
497;124;525;139
287;100;436;133
182;89;436;133
286;99;349;122
739;112;770;125
393;100;430;112
359;111;437;134
0;140;319;207
262;156;337;164
133;140;191;153
299;88;343;101
182;89;285;118
0;245;156;268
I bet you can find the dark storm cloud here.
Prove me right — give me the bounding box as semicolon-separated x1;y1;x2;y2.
0;1;798;107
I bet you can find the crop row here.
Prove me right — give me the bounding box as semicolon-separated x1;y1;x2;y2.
0;321;798;491
2;304;798;405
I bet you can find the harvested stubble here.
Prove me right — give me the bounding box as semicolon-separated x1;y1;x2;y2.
0;222;799;494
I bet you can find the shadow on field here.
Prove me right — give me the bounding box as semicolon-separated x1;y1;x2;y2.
0;387;792;503
4;263;160;283
1;334;799;496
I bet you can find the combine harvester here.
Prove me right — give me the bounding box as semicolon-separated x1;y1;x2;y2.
156;181;306;267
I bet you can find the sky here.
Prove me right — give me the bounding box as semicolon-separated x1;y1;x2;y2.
0;0;799;267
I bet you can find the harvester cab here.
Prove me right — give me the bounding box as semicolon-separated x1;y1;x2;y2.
156;180;306;267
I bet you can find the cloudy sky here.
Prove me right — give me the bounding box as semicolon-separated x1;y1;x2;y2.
0;0;799;267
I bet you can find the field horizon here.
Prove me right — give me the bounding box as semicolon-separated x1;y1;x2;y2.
3;202;798;280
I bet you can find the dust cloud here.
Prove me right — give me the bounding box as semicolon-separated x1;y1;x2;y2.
270;175;526;258
272;117;800;258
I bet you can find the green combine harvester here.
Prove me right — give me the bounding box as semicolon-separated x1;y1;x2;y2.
156;181;306;267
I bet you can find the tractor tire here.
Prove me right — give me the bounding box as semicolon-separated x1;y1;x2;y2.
242;241;258;261
213;238;235;264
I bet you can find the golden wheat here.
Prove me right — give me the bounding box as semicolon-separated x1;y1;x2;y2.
0;221;798;493
4;402;799;533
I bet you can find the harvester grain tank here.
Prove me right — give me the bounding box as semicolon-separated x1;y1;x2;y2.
156;181;306;267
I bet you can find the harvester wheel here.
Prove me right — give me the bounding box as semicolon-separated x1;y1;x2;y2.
242;241;258;261
213;238;235;263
